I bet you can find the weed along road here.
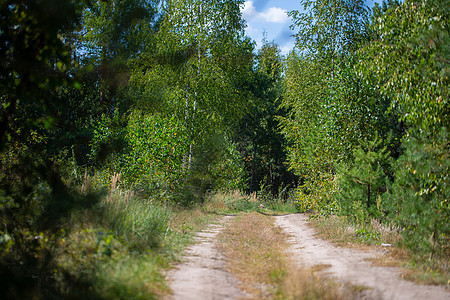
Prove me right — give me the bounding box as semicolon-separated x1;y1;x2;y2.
166;213;449;300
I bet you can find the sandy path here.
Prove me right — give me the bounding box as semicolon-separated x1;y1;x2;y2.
275;213;449;300
165;216;248;300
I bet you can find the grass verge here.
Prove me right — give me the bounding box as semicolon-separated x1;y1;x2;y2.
52;186;218;299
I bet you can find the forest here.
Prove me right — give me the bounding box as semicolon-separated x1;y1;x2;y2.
0;0;448;298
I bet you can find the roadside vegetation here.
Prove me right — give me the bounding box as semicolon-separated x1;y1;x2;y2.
0;0;448;298
280;0;449;287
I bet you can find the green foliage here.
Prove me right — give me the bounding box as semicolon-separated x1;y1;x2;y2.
384;129;449;258
76;0;160;113
193;134;245;191
358;0;449;136
0;2;99;297
89;110;126;170
123;112;189;196
282;0;401;210
295;174;339;214
153;0;252;128
234;40;297;195
280;53;332;179
336;136;390;217
0;0;86;150
280;53;399;187
354;0;449;259
355;226;381;243
289;0;369;57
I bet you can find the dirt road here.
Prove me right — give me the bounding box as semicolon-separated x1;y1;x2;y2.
275;213;449;300
165;216;248;300
166;213;448;299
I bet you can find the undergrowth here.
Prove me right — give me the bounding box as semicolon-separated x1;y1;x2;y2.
203;189;298;215
0;170;219;299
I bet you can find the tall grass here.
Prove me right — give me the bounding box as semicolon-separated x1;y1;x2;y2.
51;172;177;298
103;191;171;249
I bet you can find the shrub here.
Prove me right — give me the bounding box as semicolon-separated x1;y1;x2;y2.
123;111;189;197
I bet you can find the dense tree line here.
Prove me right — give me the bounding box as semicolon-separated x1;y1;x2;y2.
282;0;448;259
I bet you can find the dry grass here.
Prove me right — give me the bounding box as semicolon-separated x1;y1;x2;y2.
217;213;359;299
79;169;93;194
309;215;373;251
202;191;229;213
311;215;403;249
170;206;215;234
369;219;403;245
217;212;286;298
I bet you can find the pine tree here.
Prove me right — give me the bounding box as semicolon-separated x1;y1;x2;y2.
337;136;389;218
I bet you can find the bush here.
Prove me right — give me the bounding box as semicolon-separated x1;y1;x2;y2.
123;111;189;196
295;174;338;213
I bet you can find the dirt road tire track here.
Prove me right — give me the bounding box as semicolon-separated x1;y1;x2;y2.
275;213;449;300
165;216;248;300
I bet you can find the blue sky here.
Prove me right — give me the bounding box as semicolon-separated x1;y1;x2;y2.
241;0;383;55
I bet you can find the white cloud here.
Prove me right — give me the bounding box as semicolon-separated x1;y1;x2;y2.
241;1;288;24
261;7;288;23
241;1;257;18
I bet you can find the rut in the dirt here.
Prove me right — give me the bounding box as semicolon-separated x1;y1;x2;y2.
165;216;247;300
275;213;449;300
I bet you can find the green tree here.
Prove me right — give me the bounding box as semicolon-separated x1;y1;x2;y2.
0;1;94;297
234;40;297;195
281;0;402;212
76;0;160;113
0;0;86;149
384;130;449;258
281;0;371;176
337;136;390;217
358;0;449;135
359;0;449;258
127;0;253;198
